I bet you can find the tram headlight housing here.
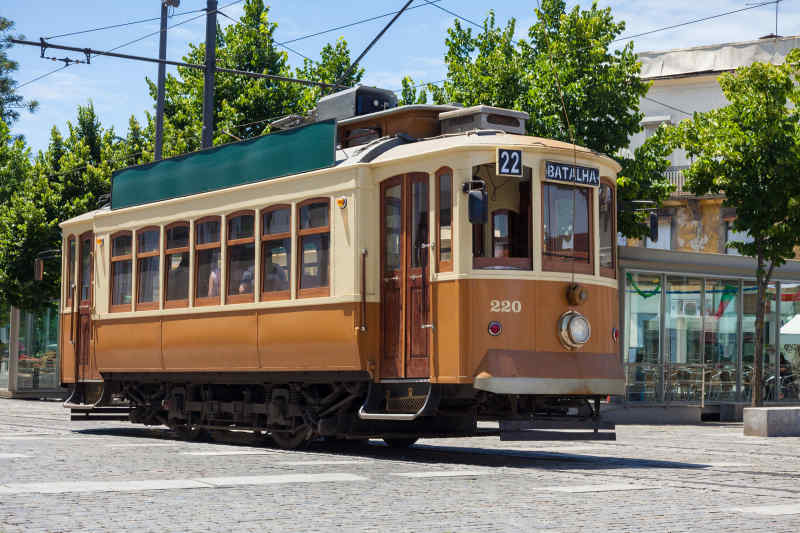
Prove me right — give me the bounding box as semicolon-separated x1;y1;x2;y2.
558;310;591;349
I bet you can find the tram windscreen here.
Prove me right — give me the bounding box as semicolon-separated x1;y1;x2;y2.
471;163;532;270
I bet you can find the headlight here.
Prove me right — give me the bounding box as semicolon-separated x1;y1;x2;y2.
558;311;591;349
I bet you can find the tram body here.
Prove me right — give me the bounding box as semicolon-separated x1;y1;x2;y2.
59;98;623;446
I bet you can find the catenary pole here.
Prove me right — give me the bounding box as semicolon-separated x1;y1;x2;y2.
201;0;217;149
154;1;176;161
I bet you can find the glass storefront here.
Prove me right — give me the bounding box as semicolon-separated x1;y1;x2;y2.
624;271;792;404
16;302;60;390
0;305;9;390
0;303;62;395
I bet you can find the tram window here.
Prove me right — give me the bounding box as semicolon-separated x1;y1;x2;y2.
67;236;76;303
195;217;221;305
297;199;330;296
436;168;453;272
599;180;616;277
262;206;291;299
471;163;532;270
80;234;92;302
164;223;189;307
542;182;592;274
110;232;132;311
227;212;255;303
136;228;160;309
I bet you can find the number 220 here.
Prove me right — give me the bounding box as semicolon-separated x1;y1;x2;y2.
490;299;522;313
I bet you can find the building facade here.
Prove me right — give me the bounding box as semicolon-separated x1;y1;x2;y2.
618;36;800;413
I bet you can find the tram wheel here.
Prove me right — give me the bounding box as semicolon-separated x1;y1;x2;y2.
383;437;419;448
270;426;311;450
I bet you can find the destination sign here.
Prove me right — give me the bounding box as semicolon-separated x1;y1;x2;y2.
545;161;600;187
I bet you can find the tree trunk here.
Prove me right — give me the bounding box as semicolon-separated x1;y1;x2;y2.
752;276;764;407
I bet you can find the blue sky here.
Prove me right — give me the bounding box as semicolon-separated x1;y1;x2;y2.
5;0;800;153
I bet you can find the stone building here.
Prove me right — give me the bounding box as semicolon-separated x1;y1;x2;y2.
614;35;800;420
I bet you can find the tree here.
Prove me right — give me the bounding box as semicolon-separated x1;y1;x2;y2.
0;16;37;127
672;49;800;406
423;1;673;237
0;103;134;310
147;0;362;153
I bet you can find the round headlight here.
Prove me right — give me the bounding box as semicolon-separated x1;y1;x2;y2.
558;311;591;349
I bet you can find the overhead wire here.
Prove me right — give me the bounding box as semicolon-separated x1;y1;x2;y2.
43;8;207;40
14;0;245;91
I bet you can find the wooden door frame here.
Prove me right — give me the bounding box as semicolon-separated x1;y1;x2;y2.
404;172;431;379
77;231;94;382
379;173;432;380
380;175;405;378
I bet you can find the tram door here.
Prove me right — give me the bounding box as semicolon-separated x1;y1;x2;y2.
380;173;431;379
76;232;95;381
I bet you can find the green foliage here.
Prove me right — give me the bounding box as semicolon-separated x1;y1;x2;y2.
0;16;38;127
0;103;144;311
148;0;361;150
398;76;445;106
672;49;800;405
419;1;672;237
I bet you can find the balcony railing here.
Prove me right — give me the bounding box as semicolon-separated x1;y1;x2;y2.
664;165;692;197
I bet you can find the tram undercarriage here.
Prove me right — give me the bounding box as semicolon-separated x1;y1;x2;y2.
68;375;614;448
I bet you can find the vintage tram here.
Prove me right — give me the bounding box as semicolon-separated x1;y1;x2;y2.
59;87;624;448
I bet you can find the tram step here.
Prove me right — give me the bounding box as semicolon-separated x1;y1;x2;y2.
358;383;441;421
500;419;615;431
69;405;131;421
499;430;616;441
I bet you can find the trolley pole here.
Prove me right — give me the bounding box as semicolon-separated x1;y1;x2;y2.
154;1;179;161
201;0;217;149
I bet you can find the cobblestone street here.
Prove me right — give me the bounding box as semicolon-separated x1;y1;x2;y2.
1;399;800;532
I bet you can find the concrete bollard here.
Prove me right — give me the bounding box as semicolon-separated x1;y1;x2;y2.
743;407;800;437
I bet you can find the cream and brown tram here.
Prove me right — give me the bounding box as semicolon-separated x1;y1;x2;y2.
59;87;624;448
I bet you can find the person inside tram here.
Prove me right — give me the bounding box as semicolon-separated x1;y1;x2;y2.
207;252;220;298
264;262;287;291
238;267;254;294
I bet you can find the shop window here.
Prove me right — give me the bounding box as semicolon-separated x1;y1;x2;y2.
164;222;189;308
261;205;291;300
472;163;531;270
66;236;76;304
136;227;160;310
436;168;453;272
703;279;739;402
110;231;132;312
542;182;592;274
598;180;615;277
227;211;255;303
778;283;800;402
195;217;221;306
743;282;778;401
297;199;330;297
624;272;663;402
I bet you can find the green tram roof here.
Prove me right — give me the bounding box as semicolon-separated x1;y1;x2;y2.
110;119;336;210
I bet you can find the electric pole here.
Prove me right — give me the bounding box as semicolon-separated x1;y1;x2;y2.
201;0;217;149
154;0;179;161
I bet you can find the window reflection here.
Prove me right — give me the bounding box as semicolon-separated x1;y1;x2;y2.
438;172;452;268
196;249;220;299
703;280;739;401
777;284;800;401
543;183;590;267
742;282;777;401
262;239;290;293
624;272;662;402
599;182;614;273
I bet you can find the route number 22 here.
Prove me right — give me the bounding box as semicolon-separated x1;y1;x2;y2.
497;148;522;177
490;299;522;313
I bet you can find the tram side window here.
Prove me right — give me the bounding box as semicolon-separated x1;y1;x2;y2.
164;223;190;307
297;199;330;296
195;217;221;305
542;182;592;274
227;212;255;303
110;232;132;311
66;236;76;303
599;181;616;277
262;206;291;299
136;228;160;309
437;168;453;272
472;163;532;270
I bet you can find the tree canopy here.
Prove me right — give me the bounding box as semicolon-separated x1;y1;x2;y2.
402;0;673;237
0;17;38;127
672;49;800;405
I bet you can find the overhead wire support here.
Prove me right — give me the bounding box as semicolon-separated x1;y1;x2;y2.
334;0;416;88
9;39;349;90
